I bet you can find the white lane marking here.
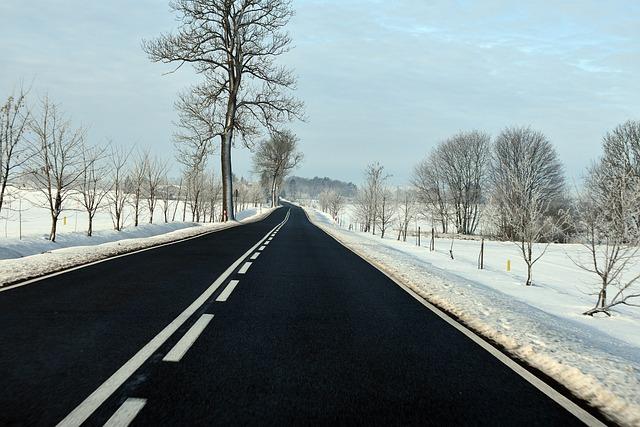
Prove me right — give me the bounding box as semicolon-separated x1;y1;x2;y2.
263;241;270;245
250;253;260;260
1;209;281;294
56;209;291;427
163;314;214;362
216;280;240;302
238;262;252;274
305;209;605;427
103;398;146;427
267;237;272;241
258;246;266;251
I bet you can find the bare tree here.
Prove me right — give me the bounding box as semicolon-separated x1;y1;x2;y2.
205;171;223;222
319;189;344;219
158;176;174;224
491;126;566;286
395;188;417;242
28;97;85;242
360;162;388;234
436;131;490;235
143;0;304;221
376;186;394;239
171;177;183;222
0;87;30;216
107;145;131;231
252;130;303;207
77;143;111;236
573;121;640;315
412;152;450;233
145;154;168;224
128;150;148;227
186;165;206;221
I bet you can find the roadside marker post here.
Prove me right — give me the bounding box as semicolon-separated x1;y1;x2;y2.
507;259;511;272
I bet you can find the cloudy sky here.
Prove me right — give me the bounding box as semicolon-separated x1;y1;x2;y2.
1;0;638;185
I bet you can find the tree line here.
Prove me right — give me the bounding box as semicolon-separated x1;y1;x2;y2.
0;88;278;242
346;123;640;315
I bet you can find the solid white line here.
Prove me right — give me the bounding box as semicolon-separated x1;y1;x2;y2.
56;210;290;427
103;398;146;427
0;209;280;294
303;208;605;427
216;280;240;302
258;246;266;251
250;253;260;260
163;314;214;362
238;262;252;274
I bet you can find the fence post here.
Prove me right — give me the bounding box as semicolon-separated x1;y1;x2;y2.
418;226;421;246
478;238;484;269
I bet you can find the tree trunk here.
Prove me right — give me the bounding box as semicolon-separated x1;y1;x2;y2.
49;214;58;242
221;132;235;221
526;262;532;286
87;214;93;237
134;197;139;227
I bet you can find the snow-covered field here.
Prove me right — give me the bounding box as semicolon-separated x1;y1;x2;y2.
0;187;273;287
305;206;640;426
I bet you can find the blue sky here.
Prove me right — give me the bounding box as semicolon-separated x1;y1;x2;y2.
1;0;638;185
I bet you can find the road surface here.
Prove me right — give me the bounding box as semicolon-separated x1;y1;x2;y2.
0;205;599;426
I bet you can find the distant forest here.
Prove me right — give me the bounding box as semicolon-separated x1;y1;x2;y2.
282;176;358;199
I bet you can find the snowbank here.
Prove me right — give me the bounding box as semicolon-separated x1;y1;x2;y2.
306;207;640;426
0;206;276;289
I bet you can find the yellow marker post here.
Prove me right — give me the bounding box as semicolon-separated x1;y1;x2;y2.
506;259;511;272
63;216;67;226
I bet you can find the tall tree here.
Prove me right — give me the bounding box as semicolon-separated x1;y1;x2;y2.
491;126;566;286
143;0;303;221
28;98;85;242
436;130;490;235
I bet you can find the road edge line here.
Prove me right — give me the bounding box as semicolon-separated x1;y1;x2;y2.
301;207;606;427
0;208;279;293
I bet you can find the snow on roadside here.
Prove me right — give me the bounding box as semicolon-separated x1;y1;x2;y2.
0;207;276;288
305;207;640;427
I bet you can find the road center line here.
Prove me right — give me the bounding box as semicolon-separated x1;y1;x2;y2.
163;314;214;362
238;262;252;274
56;209;290;427
258;246;266;251
103;398;146;427
216;280;240;302
250;253;260;260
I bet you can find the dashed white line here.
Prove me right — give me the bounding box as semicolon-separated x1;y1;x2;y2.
238;262;252;274
250;253;260;260
56;209;290;427
103;398;146;427
163;314;214;363
263;241;270;245
216;280;240;302
258;246;266;251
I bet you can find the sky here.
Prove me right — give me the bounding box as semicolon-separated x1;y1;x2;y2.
1;0;639;185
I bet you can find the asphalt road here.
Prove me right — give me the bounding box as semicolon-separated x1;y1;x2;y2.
0;204;594;426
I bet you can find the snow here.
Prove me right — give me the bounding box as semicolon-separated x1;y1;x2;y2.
0;189;275;288
305;206;640;426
